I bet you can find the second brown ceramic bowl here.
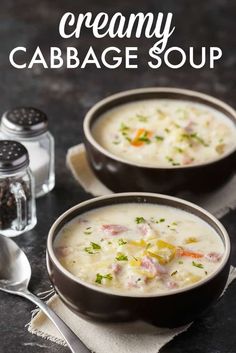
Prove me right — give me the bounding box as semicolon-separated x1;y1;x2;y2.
46;193;231;328
83;88;236;194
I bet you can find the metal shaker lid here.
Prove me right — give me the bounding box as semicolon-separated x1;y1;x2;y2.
0;140;29;173
1;107;48;138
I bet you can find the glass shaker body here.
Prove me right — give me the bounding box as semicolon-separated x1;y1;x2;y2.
17;132;55;197
0;141;37;237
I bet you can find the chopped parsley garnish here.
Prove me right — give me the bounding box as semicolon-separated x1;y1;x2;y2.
167;225;177;231
135;216;146;224
95;273;103;284
157;109;166;119
155;135;164;142
84;247;94;254
84;242;101;254
125;136;132;142
91;242;101;250
116;253;128;261
180;133;191;141
174;123;181;128
138;130;151;144
155;217;165;224
120;123;131;142
118;238;127;246
84;227;92;235
136;114;148;122
171;270;178;276
166;156;174;163
181;132;209;147
95;273;113;284
178;260;183;264
166;156;180;166
112;140;121;145
192;261;204;269
174;146;184;153
190;133;209;147
185;236;198;244
165;128;170;133
120;122;129;133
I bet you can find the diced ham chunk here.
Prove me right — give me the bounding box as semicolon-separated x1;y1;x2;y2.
112;263;122;274
102;224;129;236
183;155;194;165
205;252;222;263
138;223;153;237
166;280;179;289
184;121;195;133
141;256;168;276
54;246;73;257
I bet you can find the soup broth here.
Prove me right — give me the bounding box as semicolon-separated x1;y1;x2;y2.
92;100;236;167
54;203;224;294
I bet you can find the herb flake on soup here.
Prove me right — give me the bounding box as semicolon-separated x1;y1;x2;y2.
54;204;224;294
92;100;236;167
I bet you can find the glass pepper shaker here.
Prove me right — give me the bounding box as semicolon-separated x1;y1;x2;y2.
0;140;37;237
1;107;55;198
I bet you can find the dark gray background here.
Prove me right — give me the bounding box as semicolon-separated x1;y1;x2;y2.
0;0;236;352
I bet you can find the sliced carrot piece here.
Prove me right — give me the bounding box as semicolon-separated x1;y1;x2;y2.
131;128;152;147
178;248;204;259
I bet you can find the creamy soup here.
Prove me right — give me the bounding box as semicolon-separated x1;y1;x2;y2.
92;100;236;167
54;203;224;294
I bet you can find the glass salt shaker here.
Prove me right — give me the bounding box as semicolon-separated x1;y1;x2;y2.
1;107;55;198
0;140;37;237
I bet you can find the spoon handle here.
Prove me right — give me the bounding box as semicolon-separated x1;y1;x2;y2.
20;289;90;353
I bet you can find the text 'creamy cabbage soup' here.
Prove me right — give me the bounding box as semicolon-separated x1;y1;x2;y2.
54;204;224;294
92;100;236;167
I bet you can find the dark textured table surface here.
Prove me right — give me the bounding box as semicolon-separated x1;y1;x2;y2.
0;0;236;352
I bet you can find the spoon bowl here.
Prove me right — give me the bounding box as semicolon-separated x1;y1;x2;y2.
0;234;90;353
0;236;31;293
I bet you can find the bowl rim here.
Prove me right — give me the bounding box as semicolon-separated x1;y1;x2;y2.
47;192;231;298
83;87;236;169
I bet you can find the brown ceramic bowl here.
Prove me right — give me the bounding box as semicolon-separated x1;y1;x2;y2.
46;193;231;328
83;88;236;194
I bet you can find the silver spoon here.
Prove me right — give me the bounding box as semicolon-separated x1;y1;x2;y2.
0;234;90;353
